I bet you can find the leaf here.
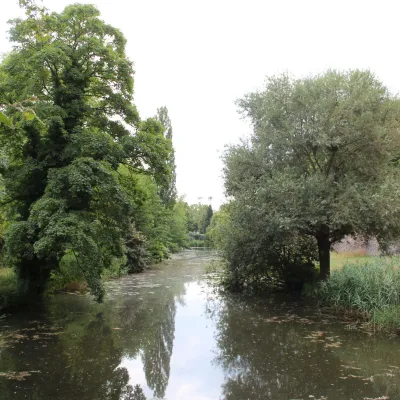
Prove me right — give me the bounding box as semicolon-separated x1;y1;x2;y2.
23;110;35;121
0;111;12;127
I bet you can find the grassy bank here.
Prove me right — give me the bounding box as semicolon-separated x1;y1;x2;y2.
307;257;400;332
0;252;165;310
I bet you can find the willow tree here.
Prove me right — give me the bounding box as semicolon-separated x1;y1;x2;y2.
0;1;170;299
224;70;400;281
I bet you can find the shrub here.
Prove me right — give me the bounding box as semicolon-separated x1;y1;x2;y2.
188;239;206;248
222;225;319;292
46;251;86;293
0;267;23;309
102;256;129;279
125;226;150;273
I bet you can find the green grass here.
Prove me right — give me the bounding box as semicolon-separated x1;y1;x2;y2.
308;256;400;331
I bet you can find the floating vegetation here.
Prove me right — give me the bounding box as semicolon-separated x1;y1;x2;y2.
264;314;314;325
0;371;40;381
363;397;389;400
303;331;343;348
0;323;64;348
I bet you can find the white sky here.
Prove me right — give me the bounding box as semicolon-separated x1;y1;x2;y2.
1;0;400;208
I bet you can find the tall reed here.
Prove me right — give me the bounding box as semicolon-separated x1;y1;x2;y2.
308;257;400;331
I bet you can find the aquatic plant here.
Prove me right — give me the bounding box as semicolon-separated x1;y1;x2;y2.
307;257;400;330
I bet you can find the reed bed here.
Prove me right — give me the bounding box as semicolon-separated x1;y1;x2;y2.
309;257;400;331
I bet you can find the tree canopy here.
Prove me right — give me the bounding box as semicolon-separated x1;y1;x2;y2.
156;106;177;207
222;70;400;284
0;1;180;300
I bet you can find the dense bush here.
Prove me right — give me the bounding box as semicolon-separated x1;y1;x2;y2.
125;226;150;273
0;268;24;309
221;235;318;292
208;202;318;292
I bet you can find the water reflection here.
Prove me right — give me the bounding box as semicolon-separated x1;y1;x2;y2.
141;299;175;398
0;312;147;399
0;252;214;400
2;251;400;400
209;294;400;400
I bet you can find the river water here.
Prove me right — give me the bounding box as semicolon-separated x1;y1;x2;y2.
1;251;400;400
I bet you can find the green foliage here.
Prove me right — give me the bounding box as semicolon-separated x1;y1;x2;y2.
187;203;213;234
223;70;400;284
188;239;206;248
207;201;318;291
125;224;150;273
0;2;174;302
45;251;85;293
102;256;129;279
0;111;12;127
0;267;21;309
307;257;400;331
206;206;230;249
202;205;213;234
168;199;189;251
130;174;170;261
118;168;187;265
156;106;177;207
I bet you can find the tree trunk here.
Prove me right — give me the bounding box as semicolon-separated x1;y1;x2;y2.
316;232;331;280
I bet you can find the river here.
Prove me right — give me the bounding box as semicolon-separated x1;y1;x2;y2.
1;251;400;399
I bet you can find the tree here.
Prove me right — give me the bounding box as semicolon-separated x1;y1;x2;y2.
224;70;400;280
201;205;213;234
0;2;170;299
206;205;232;250
186;203;211;234
167;198;189;251
156;106;177;207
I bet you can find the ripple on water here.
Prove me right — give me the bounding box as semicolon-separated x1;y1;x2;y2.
1;251;400;400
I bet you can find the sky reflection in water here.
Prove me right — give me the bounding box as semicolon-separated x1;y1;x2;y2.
1;251;400;400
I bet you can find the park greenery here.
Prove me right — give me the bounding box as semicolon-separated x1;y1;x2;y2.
208;70;400;329
0;1;214;308
1;1;400;333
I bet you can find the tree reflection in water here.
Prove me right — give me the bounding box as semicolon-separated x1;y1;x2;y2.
141;299;176;398
3;252;400;399
208;294;400;400
0;314;147;400
0;267;186;400
110;279;185;399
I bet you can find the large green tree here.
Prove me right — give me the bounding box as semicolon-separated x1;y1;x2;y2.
224;70;400;280
0;1;171;299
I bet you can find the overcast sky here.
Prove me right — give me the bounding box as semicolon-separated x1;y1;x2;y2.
1;0;400;208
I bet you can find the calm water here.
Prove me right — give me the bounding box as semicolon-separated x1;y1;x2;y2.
1;251;400;400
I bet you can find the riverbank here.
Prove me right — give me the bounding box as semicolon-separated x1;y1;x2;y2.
305;256;400;332
0;249;193;311
210;252;400;333
3;252;400;334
